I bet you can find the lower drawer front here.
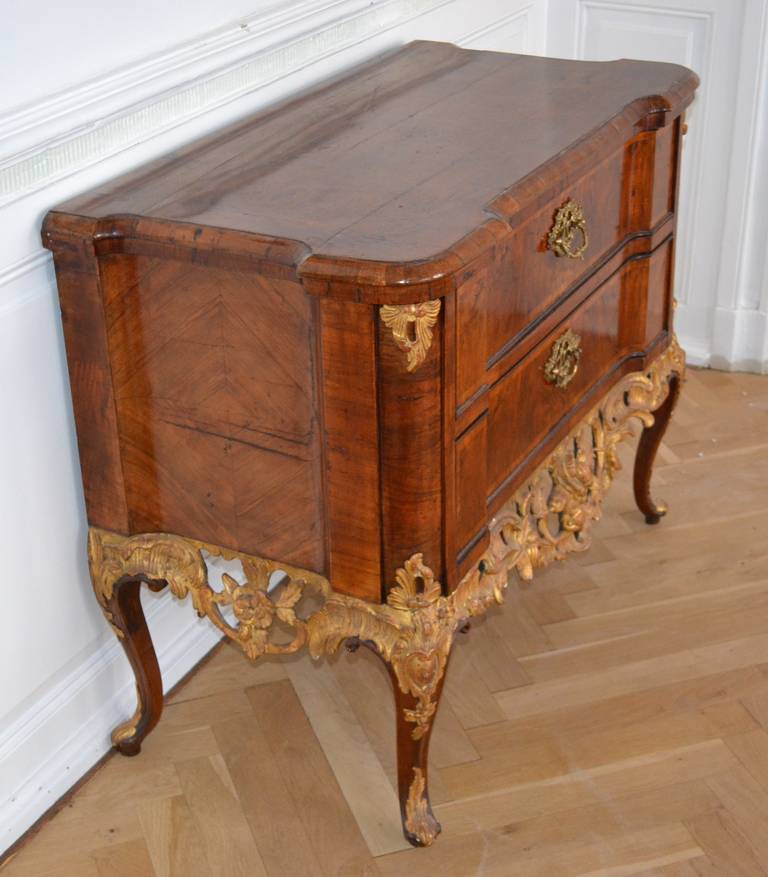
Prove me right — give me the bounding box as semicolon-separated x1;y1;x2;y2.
454;239;673;562
486;272;623;496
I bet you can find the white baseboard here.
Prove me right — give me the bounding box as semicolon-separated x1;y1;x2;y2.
678;334;711;369
0;592;222;854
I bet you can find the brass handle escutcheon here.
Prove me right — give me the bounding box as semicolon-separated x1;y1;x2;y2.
543;329;582;389
547;199;589;260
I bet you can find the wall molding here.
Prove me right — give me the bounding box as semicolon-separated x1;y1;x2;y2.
711;305;768;373
459;3;534;48
574;0;714;319
0;0;451;207
0;0;351;152
569;0;768;370
0;252;52;319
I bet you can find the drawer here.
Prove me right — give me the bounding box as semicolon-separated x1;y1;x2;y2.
456;146;625;404
485;278;623;498
453;237;673;561
455;129;675;408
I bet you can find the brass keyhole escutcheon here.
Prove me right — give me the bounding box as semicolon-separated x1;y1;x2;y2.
544;329;582;389
547;199;589;260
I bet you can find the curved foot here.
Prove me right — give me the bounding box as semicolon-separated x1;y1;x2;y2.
395;673;446;847
633;372;681;525
112;705;148;756
403;767;442;846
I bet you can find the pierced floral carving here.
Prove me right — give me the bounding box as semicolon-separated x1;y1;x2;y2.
484;336;686;582
89;530;330;661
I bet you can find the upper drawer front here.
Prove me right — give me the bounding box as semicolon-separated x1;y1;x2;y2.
457;147;625;406
455;127;678;409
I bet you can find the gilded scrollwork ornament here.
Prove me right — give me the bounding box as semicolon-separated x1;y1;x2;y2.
307;551;507;741
380;300;441;372
483;336;685;582
89;529;330;661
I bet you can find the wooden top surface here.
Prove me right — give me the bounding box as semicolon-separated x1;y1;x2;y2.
48;41;698;284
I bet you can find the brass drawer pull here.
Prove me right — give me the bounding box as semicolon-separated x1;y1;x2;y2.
547;199;589;260
544;329;582;388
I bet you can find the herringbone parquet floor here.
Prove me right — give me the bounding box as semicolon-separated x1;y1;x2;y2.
3;366;768;877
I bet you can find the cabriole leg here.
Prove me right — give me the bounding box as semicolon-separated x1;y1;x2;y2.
354;638;451;847
389;659;447;847
633;372;682;524
99;576;166;755
87;527;210;756
88;526;330;755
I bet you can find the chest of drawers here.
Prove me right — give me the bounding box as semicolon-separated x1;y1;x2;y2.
43;41;698;847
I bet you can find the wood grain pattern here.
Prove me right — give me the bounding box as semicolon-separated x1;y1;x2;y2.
5;367;767;876
317;298;382;599
101;254;325;570
377;303;444;588
47;221;129;534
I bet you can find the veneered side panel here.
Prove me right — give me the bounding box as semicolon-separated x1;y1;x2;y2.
100;254;326;572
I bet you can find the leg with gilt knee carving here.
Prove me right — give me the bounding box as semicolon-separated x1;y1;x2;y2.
88;529;196;755
308;555;506;847
388;655;448;846
348;636;449;846
97;574;166;755
633;371;682;524
89;526;332;754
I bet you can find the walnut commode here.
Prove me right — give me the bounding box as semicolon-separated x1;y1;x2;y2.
43;42;698;847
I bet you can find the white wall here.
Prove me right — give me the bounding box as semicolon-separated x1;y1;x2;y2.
0;0;547;852
547;0;768;372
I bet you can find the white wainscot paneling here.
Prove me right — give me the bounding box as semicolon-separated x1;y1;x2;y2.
460;2;547;53
580;1;717;368
0;0;548;854
0;259;225;850
549;0;768;370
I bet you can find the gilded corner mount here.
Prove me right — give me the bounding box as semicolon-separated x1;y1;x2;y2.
380;300;441;372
